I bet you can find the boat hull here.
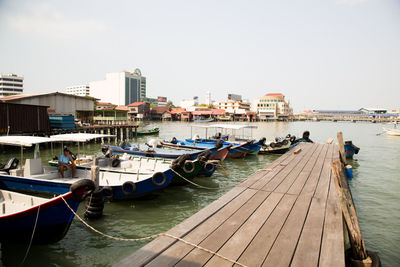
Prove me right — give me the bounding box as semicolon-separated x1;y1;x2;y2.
0;191;80;244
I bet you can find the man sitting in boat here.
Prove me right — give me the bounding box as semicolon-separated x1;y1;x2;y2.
58;147;77;178
294;131;314;144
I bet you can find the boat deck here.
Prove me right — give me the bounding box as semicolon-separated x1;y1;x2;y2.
116;142;345;267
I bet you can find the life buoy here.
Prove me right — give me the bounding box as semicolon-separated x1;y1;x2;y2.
70;179;95;201
152;172;167;186
122;181;136;195
183;160;195;174
101;186;114;200
204;162;215;173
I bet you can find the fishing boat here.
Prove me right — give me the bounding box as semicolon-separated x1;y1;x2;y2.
0;136;176;200
0;179;95;244
136;127;160;136
259;135;295;154
192;118;214;123
383;127;400;136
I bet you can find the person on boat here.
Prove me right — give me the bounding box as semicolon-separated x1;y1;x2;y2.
294;131;314;144
59;147;77;178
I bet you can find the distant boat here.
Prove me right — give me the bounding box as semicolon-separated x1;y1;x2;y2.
136;127;160;136
193;118;214;122
0;179;94;244
383;127;400;136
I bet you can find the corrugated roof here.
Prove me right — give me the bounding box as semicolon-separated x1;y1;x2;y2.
128;101;147;107
0;92;98;102
265;93;284;97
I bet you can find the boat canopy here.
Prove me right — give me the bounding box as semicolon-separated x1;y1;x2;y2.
50;133;116;142
0;136;53;147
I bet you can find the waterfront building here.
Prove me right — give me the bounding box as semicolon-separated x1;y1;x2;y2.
0;73;23;97
217;100;250;112
127;101;150;121
150;106;172;120
253;93;293;119
89;68;146;106
66;85;90;96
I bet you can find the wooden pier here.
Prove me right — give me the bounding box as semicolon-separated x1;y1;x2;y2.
117;142;345;267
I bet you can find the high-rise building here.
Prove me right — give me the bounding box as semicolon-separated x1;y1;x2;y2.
66;85;90;96
0;73;23;97
205;91;211;106
228;93;242;101
89;69;146;106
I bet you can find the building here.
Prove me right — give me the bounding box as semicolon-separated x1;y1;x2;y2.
253;93;293;119
180;97;199;110
89;68;146;106
228;93;242;101
96;102;115;110
150;106;171;120
217;100;251;112
0;92;96;116
127;101;150;120
158;96;167;106
205;91;211;106
66;84;90;96
0;73;23;97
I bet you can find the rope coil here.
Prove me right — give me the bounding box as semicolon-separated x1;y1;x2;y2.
60;196;247;267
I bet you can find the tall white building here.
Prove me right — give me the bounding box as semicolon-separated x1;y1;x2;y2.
0;73;23;97
89;68;146;106
205;91;211;106
66;85;90;96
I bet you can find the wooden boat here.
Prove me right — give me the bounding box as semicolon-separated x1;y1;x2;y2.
383;127;400;136
0;179;94;244
259;135;295;154
136;127;160;136
193;118;214;123
0;136;176;200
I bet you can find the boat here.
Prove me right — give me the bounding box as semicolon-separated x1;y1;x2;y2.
192;118;214;123
259;135;295;154
0;136;177;200
344;141;360;158
0;179;95;244
136;127;160;136
383;127;400;136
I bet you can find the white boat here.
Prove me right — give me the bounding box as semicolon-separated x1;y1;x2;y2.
383;127;400;136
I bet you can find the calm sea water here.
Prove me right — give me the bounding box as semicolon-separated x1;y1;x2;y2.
1;121;399;266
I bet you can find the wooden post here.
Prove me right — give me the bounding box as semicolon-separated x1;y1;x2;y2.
331;160;369;262
120;127;124;142
91;157;100;188
101;129;104;144
337;132;346;164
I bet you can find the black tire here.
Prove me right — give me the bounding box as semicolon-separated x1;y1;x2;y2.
86;200;104;208
86;205;104;213
70;179;95;201
183;160;195;174
152;172;167;186
102;186;114;200
112;158;120;167
84;210;103;219
275;142;282;148
290;136;296;143
122;181;136;195
204;162;215;173
282;139;288;145
270;142;276;148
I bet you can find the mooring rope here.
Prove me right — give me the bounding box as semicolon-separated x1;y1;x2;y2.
170;169;221;190
60;196;247;267
19;205;40;267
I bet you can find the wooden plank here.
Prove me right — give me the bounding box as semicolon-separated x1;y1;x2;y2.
337;132;346;164
286;144;324;195
144;189;259;267
262;194;313;267
236;194;297;267
273;144;320;194
115;186;246;267
313;144;334;200
204;192;284;267
251;144;313;191
319;171;345;267
175;190;273;266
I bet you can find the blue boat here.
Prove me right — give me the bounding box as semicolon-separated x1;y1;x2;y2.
183;138;265;155
0;179;94;244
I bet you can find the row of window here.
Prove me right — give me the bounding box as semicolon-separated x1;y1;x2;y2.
258;103;276;107
0;83;23;87
0;78;23;82
259;99;283;103
0;88;23;92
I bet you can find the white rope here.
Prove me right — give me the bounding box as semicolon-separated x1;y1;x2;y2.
171;169;221;190
60;196;247;267
19;205;40;267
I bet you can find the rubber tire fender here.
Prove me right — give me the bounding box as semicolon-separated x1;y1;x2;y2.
70;179;95;202
204;161;215;173
282;139;289;145
183;160;196;174
270;142;276;148
101;186;114;200
290;136;296;143
152;172;167;186
122;181;136;195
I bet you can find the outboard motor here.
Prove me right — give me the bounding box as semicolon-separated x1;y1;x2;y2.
0;158;19;174
101;146;109;154
119;141;126;149
214;140;224;149
193;134;200;140
171;137;178;144
258;137;266;146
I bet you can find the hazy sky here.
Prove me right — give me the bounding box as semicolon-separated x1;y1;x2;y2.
0;0;399;112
